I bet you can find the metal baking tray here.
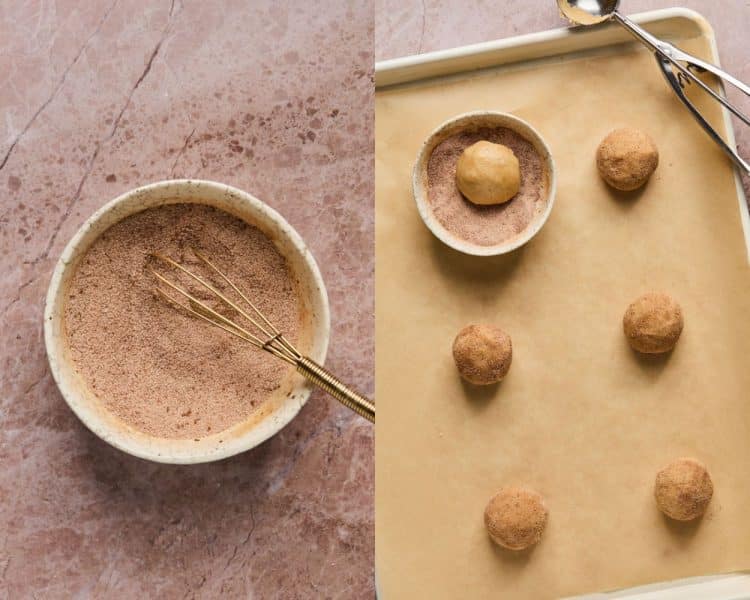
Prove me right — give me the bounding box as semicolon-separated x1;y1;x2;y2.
375;8;750;598
376;8;749;255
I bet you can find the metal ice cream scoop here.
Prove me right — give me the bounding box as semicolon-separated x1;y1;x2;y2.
557;0;750;173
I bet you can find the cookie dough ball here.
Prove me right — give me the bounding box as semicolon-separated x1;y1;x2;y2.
484;487;548;550
623;292;683;354
456;141;521;205
452;324;512;385
655;458;713;521
596;127;659;191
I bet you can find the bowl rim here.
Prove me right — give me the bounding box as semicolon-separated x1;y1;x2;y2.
43;178;330;464
412;110;557;257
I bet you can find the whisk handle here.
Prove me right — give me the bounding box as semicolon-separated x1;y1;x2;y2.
296;357;375;423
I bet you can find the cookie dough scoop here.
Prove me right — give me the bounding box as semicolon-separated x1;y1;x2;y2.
557;0;750;173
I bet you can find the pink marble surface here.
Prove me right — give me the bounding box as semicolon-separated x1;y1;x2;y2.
375;0;750;198
0;1;373;598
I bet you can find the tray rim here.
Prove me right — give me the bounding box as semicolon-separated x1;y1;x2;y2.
375;7;750;598
376;8;714;87
375;7;750;262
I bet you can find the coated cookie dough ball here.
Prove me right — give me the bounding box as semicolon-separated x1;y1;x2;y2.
623;292;683;354
456;140;521;205
655;458;713;521
596;127;659;191
452;324;512;385
484;487;548;551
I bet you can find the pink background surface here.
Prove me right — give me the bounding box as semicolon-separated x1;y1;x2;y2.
2;0;749;597
0;1;373;597
375;0;750;198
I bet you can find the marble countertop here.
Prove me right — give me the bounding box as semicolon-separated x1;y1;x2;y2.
3;1;748;597
375;0;750;199
0;1;373;597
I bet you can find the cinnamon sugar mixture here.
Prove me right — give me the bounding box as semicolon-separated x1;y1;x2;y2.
427;127;549;247
64;203;301;440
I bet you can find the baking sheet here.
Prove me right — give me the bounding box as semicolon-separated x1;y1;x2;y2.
375;13;750;600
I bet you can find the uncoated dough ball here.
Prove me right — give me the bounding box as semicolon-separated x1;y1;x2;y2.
655;458;713;521
452;324;512;385
456;140;521;205
623;292;683;354
596;127;659;191
484;487;548;551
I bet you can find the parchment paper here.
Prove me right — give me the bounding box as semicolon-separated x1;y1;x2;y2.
375;26;750;600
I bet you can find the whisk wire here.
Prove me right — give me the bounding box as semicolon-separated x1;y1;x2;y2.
191;249;300;359
152;253;280;344
149;251;375;422
151;268;263;345
151;273;298;365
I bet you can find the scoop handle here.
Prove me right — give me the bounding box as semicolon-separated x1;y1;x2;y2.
614;11;750;174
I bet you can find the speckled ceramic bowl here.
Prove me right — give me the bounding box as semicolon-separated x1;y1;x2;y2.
413;111;557;256
44;179;330;464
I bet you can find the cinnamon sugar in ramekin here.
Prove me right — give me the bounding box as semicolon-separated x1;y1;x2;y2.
426;126;549;247
63;203;301;440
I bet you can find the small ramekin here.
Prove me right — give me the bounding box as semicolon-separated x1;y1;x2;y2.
44;179;330;464
412;111;557;256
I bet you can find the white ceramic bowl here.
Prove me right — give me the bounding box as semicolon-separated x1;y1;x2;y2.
44;179;330;464
412;111;557;256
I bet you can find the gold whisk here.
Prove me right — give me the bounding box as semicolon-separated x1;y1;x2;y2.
148;250;374;423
